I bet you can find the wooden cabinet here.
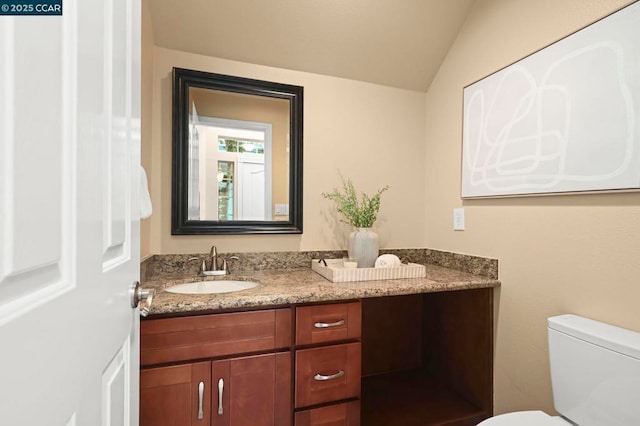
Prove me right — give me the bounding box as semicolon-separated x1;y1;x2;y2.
295;302;361;346
294;302;362;424
140;308;293;426
141;354;290;426
295;343;361;408
212;353;291;426
140;290;494;426
140;362;211;426
360;289;494;426
141;309;292;365
295;401;361;426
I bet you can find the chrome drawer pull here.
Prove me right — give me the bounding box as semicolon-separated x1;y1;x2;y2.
313;370;345;381
313;319;345;328
217;378;224;415
197;382;204;420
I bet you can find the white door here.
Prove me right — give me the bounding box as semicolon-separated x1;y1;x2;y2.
0;0;142;425
188;102;200;220
238;158;266;220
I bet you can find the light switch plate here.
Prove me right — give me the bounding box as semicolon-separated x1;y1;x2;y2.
275;204;289;215
453;208;465;231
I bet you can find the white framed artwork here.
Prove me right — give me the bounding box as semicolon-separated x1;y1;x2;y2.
461;1;640;198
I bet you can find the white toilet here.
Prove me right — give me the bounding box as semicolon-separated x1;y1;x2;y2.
479;314;640;425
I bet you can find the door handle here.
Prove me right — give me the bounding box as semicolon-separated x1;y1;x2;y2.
130;281;155;317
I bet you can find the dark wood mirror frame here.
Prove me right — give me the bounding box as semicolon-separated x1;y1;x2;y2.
172;67;303;235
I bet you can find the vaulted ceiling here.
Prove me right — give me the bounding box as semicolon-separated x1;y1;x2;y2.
147;0;476;91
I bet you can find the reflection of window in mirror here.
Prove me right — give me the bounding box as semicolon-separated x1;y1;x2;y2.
217;161;234;220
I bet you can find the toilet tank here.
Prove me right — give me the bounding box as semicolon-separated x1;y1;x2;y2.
548;314;640;426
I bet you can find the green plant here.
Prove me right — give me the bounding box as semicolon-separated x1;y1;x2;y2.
322;175;389;228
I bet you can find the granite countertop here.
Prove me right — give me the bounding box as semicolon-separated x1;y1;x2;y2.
142;265;500;316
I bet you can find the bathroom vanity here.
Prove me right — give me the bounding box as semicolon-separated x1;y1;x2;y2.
140;308;293;425
139;260;498;426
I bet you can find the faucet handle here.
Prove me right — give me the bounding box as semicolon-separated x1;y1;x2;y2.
222;256;240;274
188;257;207;274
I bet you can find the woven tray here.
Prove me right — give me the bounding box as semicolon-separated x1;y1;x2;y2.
311;259;426;283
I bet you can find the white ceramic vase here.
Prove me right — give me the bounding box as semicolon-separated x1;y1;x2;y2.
348;227;379;268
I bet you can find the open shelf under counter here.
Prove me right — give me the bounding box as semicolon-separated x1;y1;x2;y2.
360;289;494;426
361;368;486;426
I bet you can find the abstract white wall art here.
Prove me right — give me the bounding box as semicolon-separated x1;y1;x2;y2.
461;1;640;198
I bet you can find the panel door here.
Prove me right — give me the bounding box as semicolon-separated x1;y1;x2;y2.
0;0;142;424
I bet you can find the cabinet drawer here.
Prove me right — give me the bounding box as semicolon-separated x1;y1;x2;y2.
141;308;292;366
295;401;360;426
296;302;361;346
295;342;361;408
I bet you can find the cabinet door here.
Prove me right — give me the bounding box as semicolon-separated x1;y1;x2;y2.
213;352;292;426
141;362;211;426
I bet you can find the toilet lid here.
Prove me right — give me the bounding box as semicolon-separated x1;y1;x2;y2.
477;410;569;426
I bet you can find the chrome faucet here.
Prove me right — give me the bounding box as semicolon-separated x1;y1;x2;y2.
188;246;239;275
209;245;220;271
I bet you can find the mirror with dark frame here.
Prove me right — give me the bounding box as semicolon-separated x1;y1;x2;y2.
172;68;303;234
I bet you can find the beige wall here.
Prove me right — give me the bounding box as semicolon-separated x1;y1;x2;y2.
147;47;427;254
425;0;640;416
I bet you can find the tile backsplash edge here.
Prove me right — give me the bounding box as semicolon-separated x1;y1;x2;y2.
142;249;498;280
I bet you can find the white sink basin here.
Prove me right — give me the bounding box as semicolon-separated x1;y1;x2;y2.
165;280;259;295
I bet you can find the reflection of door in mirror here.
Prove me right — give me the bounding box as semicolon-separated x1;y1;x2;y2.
187;103;201;220
237;153;267;220
188;87;290;222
